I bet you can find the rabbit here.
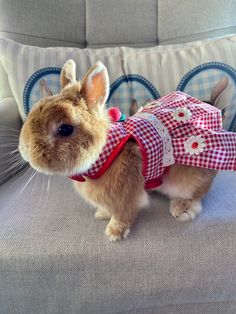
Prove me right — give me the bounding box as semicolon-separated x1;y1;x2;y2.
19;59;217;242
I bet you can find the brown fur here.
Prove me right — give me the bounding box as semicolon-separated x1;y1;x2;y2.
159;164;217;199
20;89;109;175
75;141;145;240
19;60;218;241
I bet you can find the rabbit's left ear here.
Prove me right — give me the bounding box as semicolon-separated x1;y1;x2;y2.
40;79;53;97
60;59;77;89
81;61;109;109
210;76;229;110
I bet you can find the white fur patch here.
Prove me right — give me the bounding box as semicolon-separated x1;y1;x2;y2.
177;200;202;222
156;180;193;200
95;208;111;220
105;217;130;242
138;191;149;209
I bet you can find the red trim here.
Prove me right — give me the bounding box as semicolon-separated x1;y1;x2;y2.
86;132;151;181
144;167;169;189
70;135;133;182
70;139;170;188
145;179;163;189
88;134;133;179
70;174;86;182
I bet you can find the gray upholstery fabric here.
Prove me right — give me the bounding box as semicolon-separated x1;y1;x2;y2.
0;170;236;313
158;0;236;43
0;0;86;47
0;98;23;185
86;0;157;46
0;0;236;47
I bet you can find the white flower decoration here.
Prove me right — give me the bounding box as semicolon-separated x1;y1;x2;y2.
184;135;206;156
172;107;191;122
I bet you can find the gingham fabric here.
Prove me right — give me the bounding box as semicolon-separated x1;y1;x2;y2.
71;92;236;189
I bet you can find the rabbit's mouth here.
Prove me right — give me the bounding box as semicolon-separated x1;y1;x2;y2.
27;159;75;176
18;143;73;176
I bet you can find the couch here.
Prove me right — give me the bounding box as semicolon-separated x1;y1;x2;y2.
0;1;236;313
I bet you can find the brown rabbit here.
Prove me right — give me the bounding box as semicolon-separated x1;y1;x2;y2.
19;60;217;242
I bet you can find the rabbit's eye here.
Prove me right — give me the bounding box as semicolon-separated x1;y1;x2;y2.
57;124;74;137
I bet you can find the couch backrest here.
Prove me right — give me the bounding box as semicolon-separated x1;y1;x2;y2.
0;0;236;48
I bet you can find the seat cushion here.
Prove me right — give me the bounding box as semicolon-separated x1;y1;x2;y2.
0;169;236;313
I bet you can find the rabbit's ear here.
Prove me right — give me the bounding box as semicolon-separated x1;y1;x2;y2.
210;77;229;110
60;59;77;89
40;79;53;97
129;99;138;116
81;61;109;109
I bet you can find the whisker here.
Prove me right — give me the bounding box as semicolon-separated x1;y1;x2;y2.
0;154;23;165
16;169;37;198
31;171;40;196
47;176;51;193
0;130;20;134
0;144;20;148
0;160;26;177
39;174;45;209
0;134;20;139
0;153;22;162
9;148;20;156
0;126;20;132
0;138;19;142
0;164;30;186
0;156;25;167
4;164;26;180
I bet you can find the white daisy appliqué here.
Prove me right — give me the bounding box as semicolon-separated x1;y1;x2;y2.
172;107;191;122
184;135;206;155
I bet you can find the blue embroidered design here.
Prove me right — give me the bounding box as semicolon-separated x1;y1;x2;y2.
23;67;61;115
108;74;160;116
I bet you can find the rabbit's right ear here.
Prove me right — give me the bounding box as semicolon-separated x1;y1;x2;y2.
60;59;77;89
81;61;109;109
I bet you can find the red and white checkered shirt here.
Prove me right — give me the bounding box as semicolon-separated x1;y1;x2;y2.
71;92;236;189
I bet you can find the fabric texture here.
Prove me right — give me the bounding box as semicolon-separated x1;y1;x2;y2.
1;0;236;47
1;35;236;131
0;169;236;313
0;98;23;185
71;92;236;189
158;0;236;43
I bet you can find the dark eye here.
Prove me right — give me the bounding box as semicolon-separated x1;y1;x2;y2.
57;124;74;137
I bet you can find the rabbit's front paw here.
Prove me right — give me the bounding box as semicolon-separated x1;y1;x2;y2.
105;217;130;242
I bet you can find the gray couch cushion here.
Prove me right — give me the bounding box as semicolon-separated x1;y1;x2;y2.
1;0;236;48
0;169;236;313
86;0;157;46
158;0;236;44
0;0;86;47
